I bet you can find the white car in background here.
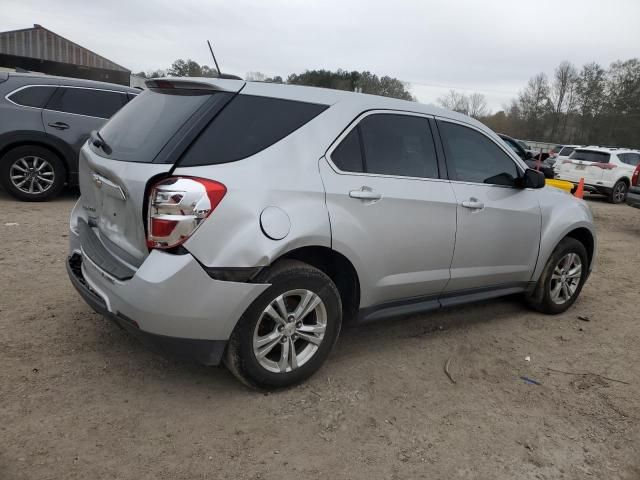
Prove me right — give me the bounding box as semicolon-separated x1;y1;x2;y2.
554;147;640;203
547;145;582;168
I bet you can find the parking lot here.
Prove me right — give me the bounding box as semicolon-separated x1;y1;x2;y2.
0;189;639;480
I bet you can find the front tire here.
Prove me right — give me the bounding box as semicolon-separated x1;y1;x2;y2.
608;180;627;204
525;237;589;314
0;145;66;201
225;260;342;389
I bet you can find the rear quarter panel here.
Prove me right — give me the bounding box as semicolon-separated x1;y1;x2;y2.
173;105;351;268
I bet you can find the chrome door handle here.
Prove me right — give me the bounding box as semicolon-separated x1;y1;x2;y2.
349;187;382;201
48;122;69;130
461;199;484;210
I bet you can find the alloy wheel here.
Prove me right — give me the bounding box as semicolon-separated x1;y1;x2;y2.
9;156;55;194
549;252;582;304
613;183;626;203
253;289;327;373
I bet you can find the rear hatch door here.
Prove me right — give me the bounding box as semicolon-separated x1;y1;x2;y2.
557;149;610;183
78;79;244;267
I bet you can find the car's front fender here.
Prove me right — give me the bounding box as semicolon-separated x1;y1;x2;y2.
533;188;597;282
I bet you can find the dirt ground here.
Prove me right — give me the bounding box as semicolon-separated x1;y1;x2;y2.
1;188;639;480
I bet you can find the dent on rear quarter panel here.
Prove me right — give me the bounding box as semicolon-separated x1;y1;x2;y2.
533;189;596;281
176;110;338;269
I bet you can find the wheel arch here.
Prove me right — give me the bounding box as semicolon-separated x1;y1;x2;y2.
565;227;595;268
616;176;630;187
274;245;361;322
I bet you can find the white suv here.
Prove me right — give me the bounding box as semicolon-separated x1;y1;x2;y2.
554;147;640;203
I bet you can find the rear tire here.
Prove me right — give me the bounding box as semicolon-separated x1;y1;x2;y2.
525;237;588;314
225;260;342;390
0;145;66;201
608;180;627;204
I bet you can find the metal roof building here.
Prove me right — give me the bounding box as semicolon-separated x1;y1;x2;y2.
0;24;130;85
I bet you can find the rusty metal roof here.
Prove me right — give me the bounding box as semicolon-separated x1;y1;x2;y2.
0;24;129;72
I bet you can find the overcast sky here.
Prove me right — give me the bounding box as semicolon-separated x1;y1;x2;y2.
4;0;640;111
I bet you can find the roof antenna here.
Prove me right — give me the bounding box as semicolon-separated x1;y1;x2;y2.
207;40;222;76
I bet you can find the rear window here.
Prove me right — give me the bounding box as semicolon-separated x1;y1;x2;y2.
47;87;126;119
7;85;57;108
97;89;221;163
178;95;328;166
569;150;610;163
558;146;575;157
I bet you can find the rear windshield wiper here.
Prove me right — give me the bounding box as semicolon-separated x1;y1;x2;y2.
90;130;112;155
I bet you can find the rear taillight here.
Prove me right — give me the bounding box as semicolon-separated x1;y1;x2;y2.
147;177;226;249
592;162;616;169
632;165;640;186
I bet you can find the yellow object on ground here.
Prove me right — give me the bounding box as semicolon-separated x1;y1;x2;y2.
545;178;574;192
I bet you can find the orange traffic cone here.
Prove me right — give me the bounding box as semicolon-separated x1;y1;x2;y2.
574;178;585;199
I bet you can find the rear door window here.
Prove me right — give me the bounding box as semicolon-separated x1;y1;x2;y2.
331;128;364;173
619;153;640;167
47;87;126;119
7;85;57;108
569;150;610;163
439;121;519;186
358;114;439;179
179;95;328;166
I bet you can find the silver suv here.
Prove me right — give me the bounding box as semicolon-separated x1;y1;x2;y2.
67;77;596;389
0;72;138;201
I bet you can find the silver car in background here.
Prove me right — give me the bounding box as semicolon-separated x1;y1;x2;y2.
0;72;138;201
67;78;596;389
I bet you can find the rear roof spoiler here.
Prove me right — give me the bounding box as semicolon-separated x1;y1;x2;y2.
145;77;244;92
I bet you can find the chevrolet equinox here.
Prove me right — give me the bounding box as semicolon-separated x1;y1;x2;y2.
67;77;596;389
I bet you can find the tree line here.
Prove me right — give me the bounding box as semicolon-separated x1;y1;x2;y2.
136;57;639;148
479;58;640;148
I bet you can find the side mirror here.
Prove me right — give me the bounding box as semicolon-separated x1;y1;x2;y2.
525;151;533;160
521;168;545;189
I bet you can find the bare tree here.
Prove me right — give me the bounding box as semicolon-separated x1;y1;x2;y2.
480;57;640;146
468;93;489;118
518;73;550;138
245;71;267;82
549;61;577;138
437;89;469;114
575;62;607;142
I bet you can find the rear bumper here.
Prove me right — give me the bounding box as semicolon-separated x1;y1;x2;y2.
67;254;227;365
626;186;640;208
554;176;611;194
67;225;270;364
